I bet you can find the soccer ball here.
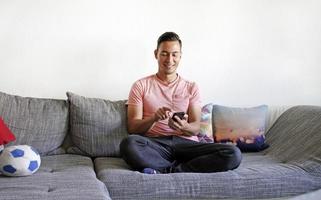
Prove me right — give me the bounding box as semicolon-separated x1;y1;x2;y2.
0;145;41;176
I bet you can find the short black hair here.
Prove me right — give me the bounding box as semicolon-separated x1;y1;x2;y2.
157;32;182;50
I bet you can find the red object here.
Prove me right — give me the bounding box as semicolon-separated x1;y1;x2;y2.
0;117;16;145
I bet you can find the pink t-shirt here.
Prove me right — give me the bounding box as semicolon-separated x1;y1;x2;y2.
127;74;201;141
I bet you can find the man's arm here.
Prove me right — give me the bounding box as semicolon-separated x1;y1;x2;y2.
168;104;201;136
127;105;171;134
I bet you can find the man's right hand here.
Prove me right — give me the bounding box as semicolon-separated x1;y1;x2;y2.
154;107;172;121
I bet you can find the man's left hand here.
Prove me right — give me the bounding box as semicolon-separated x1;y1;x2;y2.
168;114;194;136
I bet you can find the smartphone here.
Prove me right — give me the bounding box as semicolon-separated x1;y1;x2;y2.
172;112;185;122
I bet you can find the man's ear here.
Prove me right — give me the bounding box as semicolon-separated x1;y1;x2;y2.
154;49;158;59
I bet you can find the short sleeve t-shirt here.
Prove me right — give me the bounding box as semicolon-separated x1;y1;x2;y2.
127;74;201;141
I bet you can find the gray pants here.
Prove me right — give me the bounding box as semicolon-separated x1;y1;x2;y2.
120;134;242;173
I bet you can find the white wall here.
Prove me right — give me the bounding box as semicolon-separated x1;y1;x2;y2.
1;0;320;106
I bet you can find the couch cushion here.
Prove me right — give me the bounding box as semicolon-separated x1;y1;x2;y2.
290;188;321;200
265;105;291;133
94;154;321;200
0;91;68;155
67;92;128;157
0;154;111;200
213;105;269;152
265;105;321;163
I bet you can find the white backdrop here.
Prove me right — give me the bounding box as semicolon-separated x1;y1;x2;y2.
1;0;320;106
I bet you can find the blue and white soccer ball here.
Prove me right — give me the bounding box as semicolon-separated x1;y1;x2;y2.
0;145;41;176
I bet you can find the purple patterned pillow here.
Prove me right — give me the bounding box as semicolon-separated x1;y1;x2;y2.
198;103;214;143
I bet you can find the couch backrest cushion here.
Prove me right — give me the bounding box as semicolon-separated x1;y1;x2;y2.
67;92;128;157
0;91;68;155
265;105;291;134
265;105;321;163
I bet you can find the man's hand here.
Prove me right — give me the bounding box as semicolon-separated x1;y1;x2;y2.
168;114;194;136
128;105;172;134
154;107;172;121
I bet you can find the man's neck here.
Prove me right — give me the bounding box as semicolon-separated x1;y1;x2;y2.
156;73;178;84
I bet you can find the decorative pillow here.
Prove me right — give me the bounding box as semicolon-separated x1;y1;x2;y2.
213;105;269;152
0;117;16;145
198;103;214;143
67;92;128;157
0;145;41;176
0;91;68;155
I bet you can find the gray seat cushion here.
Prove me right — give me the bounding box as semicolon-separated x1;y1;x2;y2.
67;92;128;157
290;188;321;200
0;91;68;155
94;154;321;200
0;154;111;200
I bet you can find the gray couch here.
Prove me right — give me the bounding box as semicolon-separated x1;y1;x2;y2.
1;91;321;200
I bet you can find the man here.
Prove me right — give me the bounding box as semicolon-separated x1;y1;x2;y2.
120;32;241;174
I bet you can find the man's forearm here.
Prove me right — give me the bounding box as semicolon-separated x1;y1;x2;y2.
128;116;156;134
180;121;200;136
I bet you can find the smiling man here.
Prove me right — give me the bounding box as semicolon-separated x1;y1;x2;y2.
120;32;242;174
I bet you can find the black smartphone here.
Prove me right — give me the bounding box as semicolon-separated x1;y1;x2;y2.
172;112;185;122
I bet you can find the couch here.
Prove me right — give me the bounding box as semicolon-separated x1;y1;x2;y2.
0;91;321;200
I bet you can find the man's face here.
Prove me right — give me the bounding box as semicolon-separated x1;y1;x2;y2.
154;41;181;76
